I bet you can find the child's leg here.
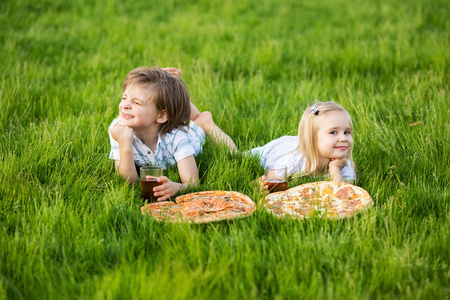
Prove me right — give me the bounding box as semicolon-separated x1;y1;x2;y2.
190;103;237;152
190;102;202;121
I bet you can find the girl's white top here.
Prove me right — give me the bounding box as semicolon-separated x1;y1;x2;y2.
250;135;355;181
108;118;206;169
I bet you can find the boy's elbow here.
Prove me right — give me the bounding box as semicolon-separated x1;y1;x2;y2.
119;174;139;184
129;176;140;184
117;169;139;184
189;177;200;187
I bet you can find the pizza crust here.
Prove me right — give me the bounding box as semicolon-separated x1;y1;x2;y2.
141;191;256;223
264;181;373;220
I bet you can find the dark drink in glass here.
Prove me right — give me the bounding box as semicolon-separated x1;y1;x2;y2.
140;179;163;202
267;179;288;193
265;165;288;194
140;166;163;202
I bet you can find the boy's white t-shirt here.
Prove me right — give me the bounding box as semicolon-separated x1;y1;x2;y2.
108;118;206;169
250;135;355;181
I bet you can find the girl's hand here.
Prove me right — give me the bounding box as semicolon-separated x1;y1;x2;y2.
328;158;347;170
109;123;134;145
153;176;179;201
258;175;269;193
328;158;346;182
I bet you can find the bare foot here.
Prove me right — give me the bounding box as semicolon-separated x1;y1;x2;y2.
193;111;237;153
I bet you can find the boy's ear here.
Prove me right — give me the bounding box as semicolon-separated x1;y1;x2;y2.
157;109;168;124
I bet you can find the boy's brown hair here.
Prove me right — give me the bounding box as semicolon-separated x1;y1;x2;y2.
122;66;191;135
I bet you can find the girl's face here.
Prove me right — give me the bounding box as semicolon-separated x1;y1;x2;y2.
315;110;353;162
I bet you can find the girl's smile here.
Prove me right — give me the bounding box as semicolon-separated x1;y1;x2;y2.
335;146;348;150
316;110;353;161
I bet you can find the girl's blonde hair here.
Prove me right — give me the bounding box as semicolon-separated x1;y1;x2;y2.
297;101;356;177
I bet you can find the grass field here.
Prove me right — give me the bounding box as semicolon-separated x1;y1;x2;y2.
1;0;449;298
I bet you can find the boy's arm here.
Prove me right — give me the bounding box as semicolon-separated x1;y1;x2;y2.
114;146;139;183
153;155;199;201
110;124;139;183
177;155;199;186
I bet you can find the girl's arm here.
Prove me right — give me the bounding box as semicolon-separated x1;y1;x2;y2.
110;124;139;183
152;155;199;201
328;158;347;182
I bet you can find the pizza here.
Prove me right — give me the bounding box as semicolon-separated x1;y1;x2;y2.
264;181;373;219
141;191;256;223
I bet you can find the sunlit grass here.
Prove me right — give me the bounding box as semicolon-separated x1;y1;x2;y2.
0;0;449;298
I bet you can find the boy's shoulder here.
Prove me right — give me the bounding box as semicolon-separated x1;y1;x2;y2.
160;126;190;143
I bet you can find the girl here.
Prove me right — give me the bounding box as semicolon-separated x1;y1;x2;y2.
252;101;356;190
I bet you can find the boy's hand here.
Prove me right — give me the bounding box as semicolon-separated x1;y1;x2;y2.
162;67;182;76
109;123;134;145
153;176;179;201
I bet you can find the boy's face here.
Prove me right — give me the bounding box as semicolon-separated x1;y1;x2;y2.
119;84;166;129
315;110;353;161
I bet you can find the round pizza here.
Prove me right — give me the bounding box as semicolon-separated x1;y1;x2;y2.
141;191;256;223
264;181;373;219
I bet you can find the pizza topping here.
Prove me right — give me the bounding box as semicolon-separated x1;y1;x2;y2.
299;187;320;199
142;191;255;223
323;187;333;194
335;187;355;200
265;181;373;220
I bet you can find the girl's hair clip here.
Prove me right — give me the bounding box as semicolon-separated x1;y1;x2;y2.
311;104;319;115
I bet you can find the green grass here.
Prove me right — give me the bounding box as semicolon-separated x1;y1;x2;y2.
0;0;449;298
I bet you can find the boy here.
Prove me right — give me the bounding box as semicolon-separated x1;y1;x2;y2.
109;66;236;201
